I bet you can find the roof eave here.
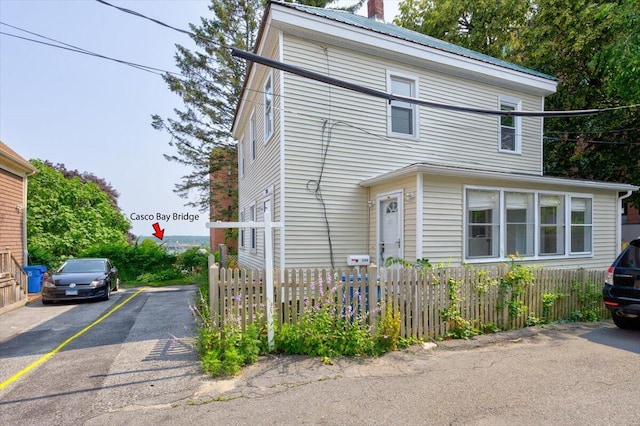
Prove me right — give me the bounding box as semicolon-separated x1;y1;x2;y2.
0;143;37;175
359;163;639;192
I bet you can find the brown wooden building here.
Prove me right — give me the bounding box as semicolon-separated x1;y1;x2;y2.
0;141;37;312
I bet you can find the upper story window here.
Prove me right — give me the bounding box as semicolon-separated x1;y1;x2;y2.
250;111;256;162
264;75;273;140
388;73;417;137
499;96;522;153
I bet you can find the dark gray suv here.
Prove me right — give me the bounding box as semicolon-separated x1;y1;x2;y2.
603;237;640;329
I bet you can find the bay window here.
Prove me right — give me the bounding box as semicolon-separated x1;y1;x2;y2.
465;188;593;260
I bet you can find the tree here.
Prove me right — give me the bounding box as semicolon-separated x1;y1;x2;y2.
27;159;131;266
394;0;534;59
514;0;640;206
395;0;640;205
152;0;364;217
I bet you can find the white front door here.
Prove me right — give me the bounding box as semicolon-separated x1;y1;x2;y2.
379;195;402;265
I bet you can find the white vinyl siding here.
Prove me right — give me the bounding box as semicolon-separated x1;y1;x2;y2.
237;42;282;270
277;35;549;268
236;27;624;270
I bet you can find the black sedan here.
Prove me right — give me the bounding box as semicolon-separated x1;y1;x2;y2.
603;237;640;329
42;258;119;304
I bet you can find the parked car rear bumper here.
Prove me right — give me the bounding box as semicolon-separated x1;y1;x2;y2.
603;285;640;317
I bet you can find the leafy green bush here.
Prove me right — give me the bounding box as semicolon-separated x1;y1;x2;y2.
194;292;264;377
276;276;382;358
79;239;178;282
375;302;401;352
177;247;209;272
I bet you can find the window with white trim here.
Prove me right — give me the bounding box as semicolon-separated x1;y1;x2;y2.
264;76;273;140
388;74;417;137
467;189;500;258
505;192;534;256
570;197;592;254
499;97;522;153
249;204;257;252
250;112;256;162
239;210;245;249
465;188;593;260
539;194;565;256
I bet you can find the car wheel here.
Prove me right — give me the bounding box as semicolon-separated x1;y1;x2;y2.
102;284;111;301
612;314;638;329
42;299;53;305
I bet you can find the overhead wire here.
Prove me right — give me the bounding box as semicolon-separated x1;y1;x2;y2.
0;22;181;77
93;0;640;119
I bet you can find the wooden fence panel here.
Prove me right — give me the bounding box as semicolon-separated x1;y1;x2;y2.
210;266;606;341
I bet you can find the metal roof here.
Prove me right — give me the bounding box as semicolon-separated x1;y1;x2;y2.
279;2;557;81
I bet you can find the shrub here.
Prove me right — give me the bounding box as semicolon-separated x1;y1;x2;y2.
275;275;379;357
177;246;209;273
194;291;264;377
79;239;178;282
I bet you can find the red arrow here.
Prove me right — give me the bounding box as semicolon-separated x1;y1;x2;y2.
151;222;165;240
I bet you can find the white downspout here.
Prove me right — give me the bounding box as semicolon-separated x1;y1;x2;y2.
618;190;633;255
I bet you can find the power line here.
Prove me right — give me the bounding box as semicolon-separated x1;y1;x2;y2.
94;0;640;118
232;48;640;118
0;26;179;76
95;0;199;39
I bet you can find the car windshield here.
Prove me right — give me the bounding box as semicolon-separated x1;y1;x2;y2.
58;260;106;274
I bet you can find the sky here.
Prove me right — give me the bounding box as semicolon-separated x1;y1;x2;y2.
0;0;399;238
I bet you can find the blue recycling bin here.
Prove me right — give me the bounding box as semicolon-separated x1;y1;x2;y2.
24;265;47;293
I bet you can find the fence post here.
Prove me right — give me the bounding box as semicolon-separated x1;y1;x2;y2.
368;265;378;333
218;244;228;268
209;254;219;324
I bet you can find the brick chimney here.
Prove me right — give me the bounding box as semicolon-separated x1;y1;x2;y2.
367;0;384;22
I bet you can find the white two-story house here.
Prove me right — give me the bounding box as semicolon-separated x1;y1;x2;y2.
233;0;637;270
